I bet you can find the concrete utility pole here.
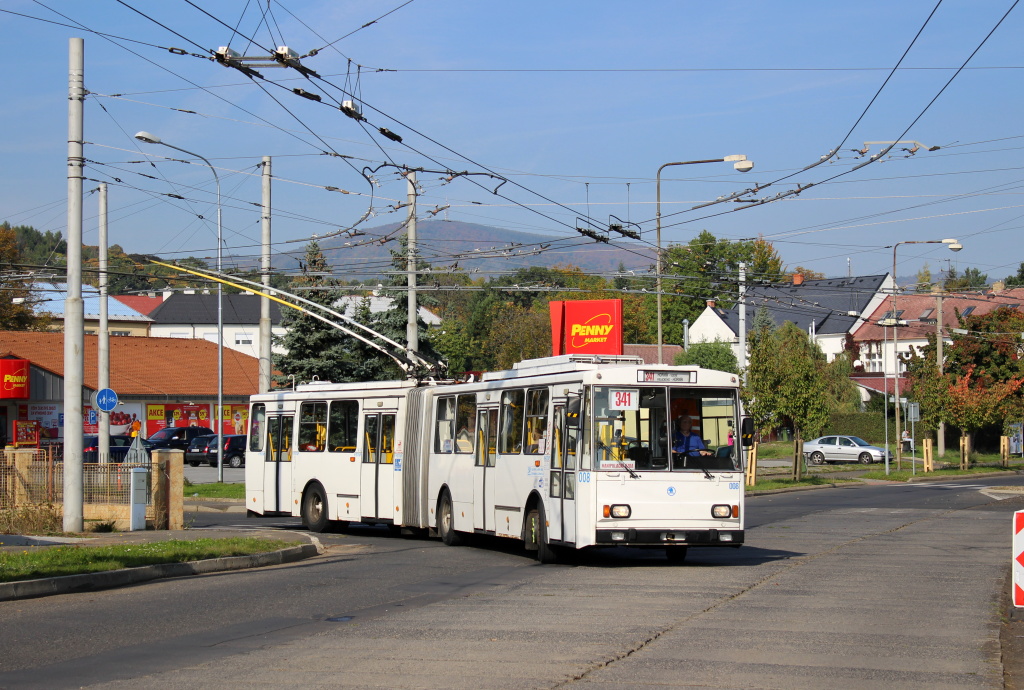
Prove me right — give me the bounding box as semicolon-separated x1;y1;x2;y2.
98;182;110;463
63;37;85;533
259;156;272;393
738;262;747;382
406;170;418;355
936;291;945;456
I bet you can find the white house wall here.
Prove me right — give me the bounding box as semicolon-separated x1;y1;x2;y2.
689;307;740;357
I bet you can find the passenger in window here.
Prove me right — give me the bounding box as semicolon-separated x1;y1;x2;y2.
672;417;711;457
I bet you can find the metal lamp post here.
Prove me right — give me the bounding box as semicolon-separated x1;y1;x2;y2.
135;131;225;481
889;238;962;472
655;156;753;365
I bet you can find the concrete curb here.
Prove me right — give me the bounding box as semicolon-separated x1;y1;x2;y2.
185;500;247;514
0;542;319;602
746;481;860;496
905;469;1021;483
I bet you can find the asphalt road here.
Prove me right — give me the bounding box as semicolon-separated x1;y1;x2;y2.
1;475;1021;689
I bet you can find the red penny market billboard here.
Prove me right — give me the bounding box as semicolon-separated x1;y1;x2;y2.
550;299;623;356
0;359;30;399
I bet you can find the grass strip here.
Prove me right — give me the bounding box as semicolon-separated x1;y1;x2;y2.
747;476;856;491
860;466;1010;482
0;537;288;583
184;482;245;499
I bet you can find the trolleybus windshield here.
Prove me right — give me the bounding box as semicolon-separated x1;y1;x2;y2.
592;385;740;473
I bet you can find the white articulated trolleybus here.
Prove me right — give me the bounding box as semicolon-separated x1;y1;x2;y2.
245;354;750;562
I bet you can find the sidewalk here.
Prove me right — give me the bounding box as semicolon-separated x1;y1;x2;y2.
0;527;320;602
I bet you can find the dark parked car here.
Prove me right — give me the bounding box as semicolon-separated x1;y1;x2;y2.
185;434;217;467
208;434;247;468
184;434;246;468
83;434;133;463
144;426;215;452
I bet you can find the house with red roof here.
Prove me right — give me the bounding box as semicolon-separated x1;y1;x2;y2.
0;331;258;443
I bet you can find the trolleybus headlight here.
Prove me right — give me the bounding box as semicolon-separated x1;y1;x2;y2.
604;504;631;519
720;533;734;542
712;504;732;518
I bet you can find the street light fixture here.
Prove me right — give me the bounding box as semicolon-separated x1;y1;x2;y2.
889;238;962;474
655;156;754;365
135;131;225;481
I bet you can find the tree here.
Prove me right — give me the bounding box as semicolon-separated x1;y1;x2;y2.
791;266;825;281
483;303;551;370
744;321;830;439
1004;262;1024;288
659;231;786;346
0;224;47;330
943;367;1023;451
906;306;1024;445
915;262;934;293
944;266;987;291
272;241;397;385
674;340;738;373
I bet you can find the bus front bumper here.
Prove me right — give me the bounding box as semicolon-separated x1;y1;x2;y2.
595;528;744;546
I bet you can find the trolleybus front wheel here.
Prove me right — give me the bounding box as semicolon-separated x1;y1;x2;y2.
526;504;559;564
302;483;330;533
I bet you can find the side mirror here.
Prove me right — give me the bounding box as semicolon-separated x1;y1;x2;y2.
740;417;755;448
566;397;582;429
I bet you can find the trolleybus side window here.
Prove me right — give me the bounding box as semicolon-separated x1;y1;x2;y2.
578;388;592;470
249;403;265;452
435;396;455;453
327;400;358;453
364;414;379;463
298;402;327;452
524;387;549;455
455;395;476;453
500;389;525;454
475;408;497;467
380;414;396;464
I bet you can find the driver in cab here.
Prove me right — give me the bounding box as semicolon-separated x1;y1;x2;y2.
672;416;712;459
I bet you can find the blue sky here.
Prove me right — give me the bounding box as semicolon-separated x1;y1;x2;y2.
1;0;1021;283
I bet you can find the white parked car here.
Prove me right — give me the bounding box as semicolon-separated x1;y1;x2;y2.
803;435;892;465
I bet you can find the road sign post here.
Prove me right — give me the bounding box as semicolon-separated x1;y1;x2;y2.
1015;510;1024;608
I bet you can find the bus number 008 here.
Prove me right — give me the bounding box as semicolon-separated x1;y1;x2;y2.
578;471;591;483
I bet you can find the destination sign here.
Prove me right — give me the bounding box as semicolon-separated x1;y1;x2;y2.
637;370;695;384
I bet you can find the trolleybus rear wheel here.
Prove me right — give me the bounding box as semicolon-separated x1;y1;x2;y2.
438;491;464;546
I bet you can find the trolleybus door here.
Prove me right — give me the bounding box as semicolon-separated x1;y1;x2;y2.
473;408;498;532
548;404;577;544
264;414;293;514
361;413;396;520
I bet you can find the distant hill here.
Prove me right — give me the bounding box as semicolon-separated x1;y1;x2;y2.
280;220;655;278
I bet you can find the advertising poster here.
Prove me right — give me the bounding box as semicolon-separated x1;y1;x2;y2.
146;403;212;437
218;404;249;435
105;403;145;436
22;403;61;439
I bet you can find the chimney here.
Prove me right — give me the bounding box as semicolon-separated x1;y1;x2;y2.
992;280;1005;294
706;299;716;309
792;273;804;286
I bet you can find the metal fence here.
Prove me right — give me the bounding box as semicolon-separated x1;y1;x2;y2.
0;449;153;510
